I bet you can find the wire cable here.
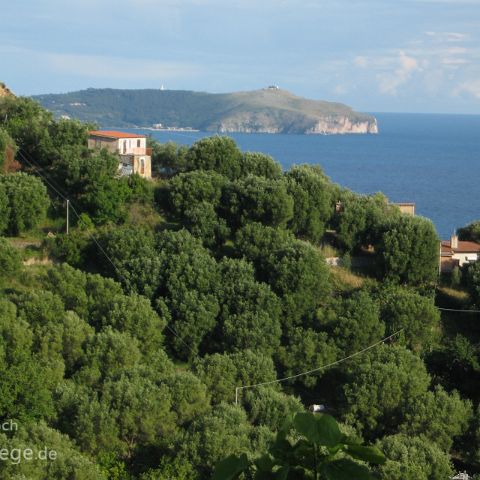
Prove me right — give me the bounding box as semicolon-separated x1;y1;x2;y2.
16;149;199;357
436;306;480;313
235;329;404;404
14;152;480;378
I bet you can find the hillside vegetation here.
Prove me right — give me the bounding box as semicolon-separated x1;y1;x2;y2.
33;87;378;134
1;91;480;479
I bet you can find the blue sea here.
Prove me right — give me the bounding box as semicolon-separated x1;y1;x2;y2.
131;113;480;239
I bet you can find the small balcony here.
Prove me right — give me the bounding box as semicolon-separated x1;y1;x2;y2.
119;147;152;156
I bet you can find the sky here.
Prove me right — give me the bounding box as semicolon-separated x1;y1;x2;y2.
1;0;480;114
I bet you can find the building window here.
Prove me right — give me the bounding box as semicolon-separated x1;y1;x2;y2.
137;139;141;147
123;140;127;154
140;158;145;175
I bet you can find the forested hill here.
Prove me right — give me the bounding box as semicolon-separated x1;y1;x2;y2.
3;92;480;479
32;87;378;134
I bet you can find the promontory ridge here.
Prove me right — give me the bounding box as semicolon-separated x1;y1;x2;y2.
33;87;378;135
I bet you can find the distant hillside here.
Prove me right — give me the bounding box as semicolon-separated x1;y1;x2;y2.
33;87;378;135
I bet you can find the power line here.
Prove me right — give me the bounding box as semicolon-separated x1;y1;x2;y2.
436;306;480;313
235;329;404;405
16;149;199;358
13;152;480;380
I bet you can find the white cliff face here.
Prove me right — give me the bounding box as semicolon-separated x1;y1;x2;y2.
305;116;378;135
212;114;378;135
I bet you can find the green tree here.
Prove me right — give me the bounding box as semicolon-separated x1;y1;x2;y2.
61;310;95;376
401;385;472;451
183;403;253;475
427;334;480;400
94;293;166;358
165;170;230;246
236;229;330;327
0;184;9;234
464;260;480;306
376;215;439;286
213;257;282;353
266;241;331;326
0;172;50;234
0;237;21;276
277;327;338;388
243;387;304;430
155;229;221;359
185;136;243;179
194;353;239;404
458;220;480;243
341;345;431;439
45;230;92;268
150;139;189;175
0;422;107;479
234;222;294;269
73;328;142;387
286;165;334;243
164;370;210;425
167;169;227;214
95;225;158;297
319;290;385;355
139;456;198;480
377;286;440;351
222;175;294;229
100;374;177;458
332;192;397;252
52;148;132;225
240;152;283;179
0;298;55;421
332;191;369;251
0;96;54;166
14;290;68;382
376;434;453;480
195;350;277;405
181;201;230;247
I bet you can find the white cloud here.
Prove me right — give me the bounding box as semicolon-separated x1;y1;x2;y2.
377;51;420;95
454;80;480;99
442;58;469;66
354;56;369;68
334;84;349;95
423;31;468;42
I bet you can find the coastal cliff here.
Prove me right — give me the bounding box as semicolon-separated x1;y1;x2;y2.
306;116;378;134
214;112;378;135
33;87;378;135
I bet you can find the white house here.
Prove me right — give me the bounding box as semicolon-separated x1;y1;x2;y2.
440;233;480;273
88;130;152;179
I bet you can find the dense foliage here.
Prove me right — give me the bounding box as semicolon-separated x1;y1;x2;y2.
1;94;478;480
0;172;50;235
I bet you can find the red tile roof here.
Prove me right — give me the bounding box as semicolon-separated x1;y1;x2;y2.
89;130;146;139
441;240;480;256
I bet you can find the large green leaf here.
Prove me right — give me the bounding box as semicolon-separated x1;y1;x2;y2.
344;444;386;465
320;458;374;480
212;453;249;480
255;454;275;472
293;412;342;447
274;466;290;480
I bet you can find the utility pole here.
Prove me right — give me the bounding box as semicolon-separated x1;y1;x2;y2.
66;199;70;235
